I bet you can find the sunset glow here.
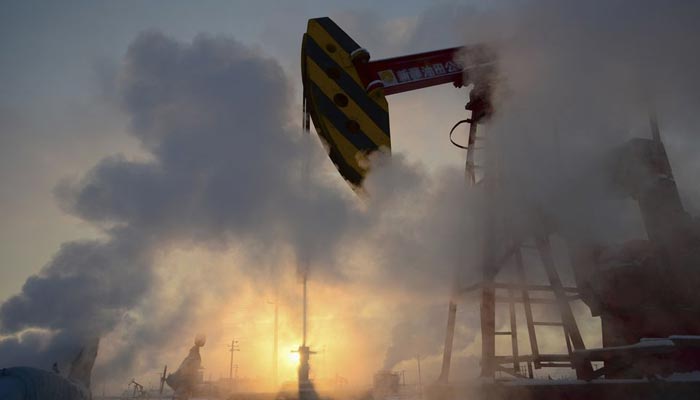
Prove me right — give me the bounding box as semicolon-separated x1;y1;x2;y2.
287;350;300;366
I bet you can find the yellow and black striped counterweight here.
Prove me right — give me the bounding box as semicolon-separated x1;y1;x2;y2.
301;17;391;187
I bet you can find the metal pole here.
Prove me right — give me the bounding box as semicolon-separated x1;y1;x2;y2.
535;236;592;379
416;355;423;399
650;112;661;143
273;297;279;386
508;288;520;374
229;339;239;381
480;169;498;379
230;340;234;381
303;275;307;346
480;268;496;375
516;248;540;369
438;301;457;383
465;122;479;184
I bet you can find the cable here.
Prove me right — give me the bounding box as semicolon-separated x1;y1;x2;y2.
449;119;472;150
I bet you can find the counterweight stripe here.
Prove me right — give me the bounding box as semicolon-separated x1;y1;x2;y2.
307;59;390;149
306;20;364;88
304;38;389;137
313;17;361;55
309;82;377;153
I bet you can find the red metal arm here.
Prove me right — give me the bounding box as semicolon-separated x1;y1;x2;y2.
357;47;464;95
353;45;493;96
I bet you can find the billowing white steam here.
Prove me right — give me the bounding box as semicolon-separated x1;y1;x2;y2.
2;0;700;389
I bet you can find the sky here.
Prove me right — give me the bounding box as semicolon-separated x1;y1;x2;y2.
2;0;700;395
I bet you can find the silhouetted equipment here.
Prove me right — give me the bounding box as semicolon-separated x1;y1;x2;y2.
0;338;98;400
373;371;400;399
129;379;145;397
464;116;700;397
166;335;206;398
229;339;240;381
68;337;100;389
570;119;700;378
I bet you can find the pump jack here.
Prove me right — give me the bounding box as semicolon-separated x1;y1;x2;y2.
301;17;494;188
301;17;496;383
300;15;587;382
301;16;700;400
300;15;591;383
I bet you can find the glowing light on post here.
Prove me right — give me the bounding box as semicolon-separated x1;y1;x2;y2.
287;350;300;366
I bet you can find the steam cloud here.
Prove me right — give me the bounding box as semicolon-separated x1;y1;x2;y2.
2;0;700;388
377;0;700;376
0;31;357;377
0;29;476;383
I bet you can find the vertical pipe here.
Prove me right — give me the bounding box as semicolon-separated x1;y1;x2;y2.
508;288;520;374
439;301;458;383
480;286;496;378
465;123;478;184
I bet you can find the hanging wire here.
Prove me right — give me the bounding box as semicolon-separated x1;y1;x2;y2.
449;119;472;150
303;92;311;134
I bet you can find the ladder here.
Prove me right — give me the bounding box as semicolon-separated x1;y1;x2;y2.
482;235;593;380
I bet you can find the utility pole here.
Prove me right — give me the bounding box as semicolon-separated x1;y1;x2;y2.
268;294;279;387
228;339;240;381
416;354;423;399
438;301;457;383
